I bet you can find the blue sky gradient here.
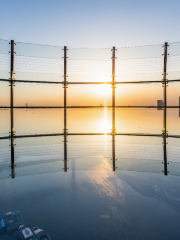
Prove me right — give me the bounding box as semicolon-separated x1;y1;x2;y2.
1;0;180;47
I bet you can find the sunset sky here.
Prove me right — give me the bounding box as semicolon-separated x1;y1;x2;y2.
1;0;180;107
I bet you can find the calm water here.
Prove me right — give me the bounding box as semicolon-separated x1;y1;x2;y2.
0;109;180;239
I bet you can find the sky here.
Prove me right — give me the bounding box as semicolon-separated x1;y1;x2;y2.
1;0;180;47
1;0;180;108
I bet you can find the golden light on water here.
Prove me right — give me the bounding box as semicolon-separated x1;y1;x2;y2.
100;119;111;134
98;107;111;134
99;84;112;134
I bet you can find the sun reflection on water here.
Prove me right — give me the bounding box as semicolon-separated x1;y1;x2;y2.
97;107;111;134
86;157;125;202
98;84;112;134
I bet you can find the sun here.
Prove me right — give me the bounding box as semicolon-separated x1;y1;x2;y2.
95;83;111;97
102;84;111;96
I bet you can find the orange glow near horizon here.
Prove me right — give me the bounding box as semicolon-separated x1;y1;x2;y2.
0;81;180;107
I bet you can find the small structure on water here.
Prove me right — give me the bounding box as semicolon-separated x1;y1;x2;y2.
157;100;163;110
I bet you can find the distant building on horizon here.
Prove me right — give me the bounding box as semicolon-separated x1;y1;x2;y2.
157;100;163;110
